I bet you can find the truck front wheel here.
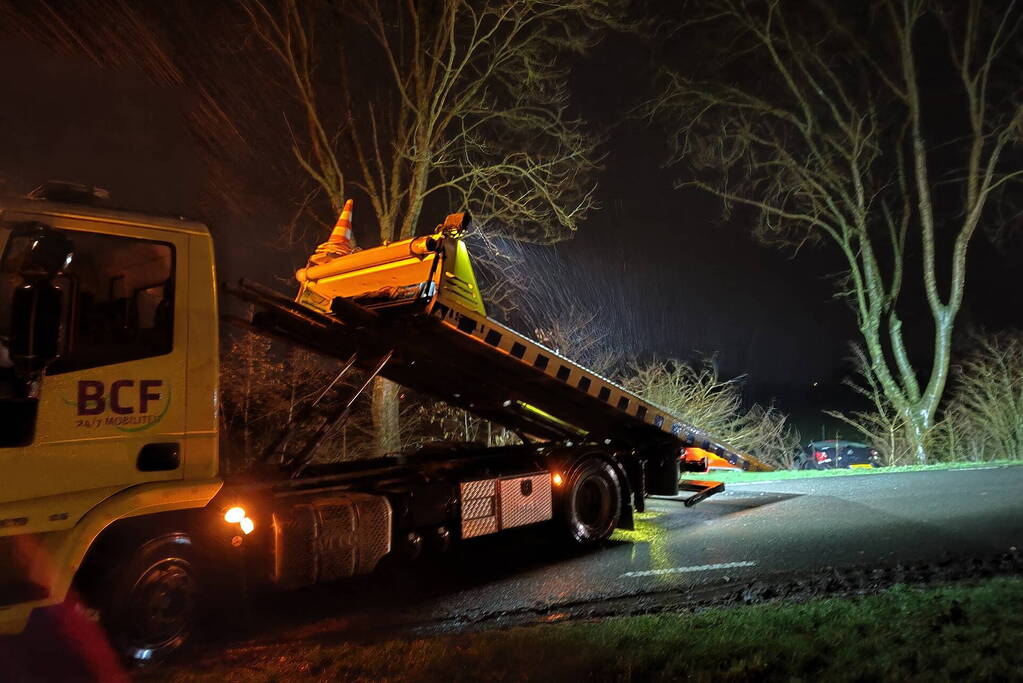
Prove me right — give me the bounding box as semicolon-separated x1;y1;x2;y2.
559;459;621;545
100;533;201;666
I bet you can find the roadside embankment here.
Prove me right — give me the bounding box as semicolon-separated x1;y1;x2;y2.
146;576;1023;682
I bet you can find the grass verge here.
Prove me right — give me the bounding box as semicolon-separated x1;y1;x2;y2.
148;577;1023;683
700;458;1023;484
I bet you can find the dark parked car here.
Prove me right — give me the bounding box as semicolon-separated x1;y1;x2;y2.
795;440;882;470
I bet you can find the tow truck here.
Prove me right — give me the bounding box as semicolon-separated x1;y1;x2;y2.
0;183;769;663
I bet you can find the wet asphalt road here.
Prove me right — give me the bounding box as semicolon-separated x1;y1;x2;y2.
8;465;1019;681
234;465;1023;643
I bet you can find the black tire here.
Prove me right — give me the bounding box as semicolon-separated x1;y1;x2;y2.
559;459;621;546
100;533;201;667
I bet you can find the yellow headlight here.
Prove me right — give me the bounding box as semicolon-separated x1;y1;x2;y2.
552;473;564;486
224;506;246;524
239;517;255;535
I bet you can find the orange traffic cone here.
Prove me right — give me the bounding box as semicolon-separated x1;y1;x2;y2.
310;198;355;265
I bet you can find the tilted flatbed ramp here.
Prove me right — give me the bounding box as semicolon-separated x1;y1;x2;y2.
230;222;770;472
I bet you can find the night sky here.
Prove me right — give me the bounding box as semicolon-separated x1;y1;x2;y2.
1;5;1018;427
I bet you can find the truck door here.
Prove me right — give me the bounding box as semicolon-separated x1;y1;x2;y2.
0;223;188;529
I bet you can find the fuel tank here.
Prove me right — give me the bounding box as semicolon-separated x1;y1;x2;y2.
271;492;392;589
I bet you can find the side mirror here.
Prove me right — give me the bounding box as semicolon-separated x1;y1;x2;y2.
8;280;64;375
1;225;72;380
0;280;56;448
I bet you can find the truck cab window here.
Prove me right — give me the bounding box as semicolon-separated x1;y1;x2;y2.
48;230;174;374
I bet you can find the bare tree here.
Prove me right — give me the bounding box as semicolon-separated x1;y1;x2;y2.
948;331;1023;460
833;333;1023;464
220;330;381;468
621;358;800;466
469;232;642;376
645;0;1023;462
531;306;619;377
241;0;619;454
401;391;519;452
219;328;282;467
240;0;614;243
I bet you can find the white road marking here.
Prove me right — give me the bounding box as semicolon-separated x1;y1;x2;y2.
620;560;756;578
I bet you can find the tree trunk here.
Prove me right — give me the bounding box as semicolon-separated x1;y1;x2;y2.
905;310;957;464
242;328;253;462
372;377;401;456
905;408;931;465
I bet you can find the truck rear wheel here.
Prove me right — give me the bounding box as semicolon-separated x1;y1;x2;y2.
559;459;621;545
100;533;201;666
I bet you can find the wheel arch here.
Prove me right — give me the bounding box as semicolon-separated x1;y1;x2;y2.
72;510;204;602
54;479;222;607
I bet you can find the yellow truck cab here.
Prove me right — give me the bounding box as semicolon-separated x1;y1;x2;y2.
0;185;222;650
